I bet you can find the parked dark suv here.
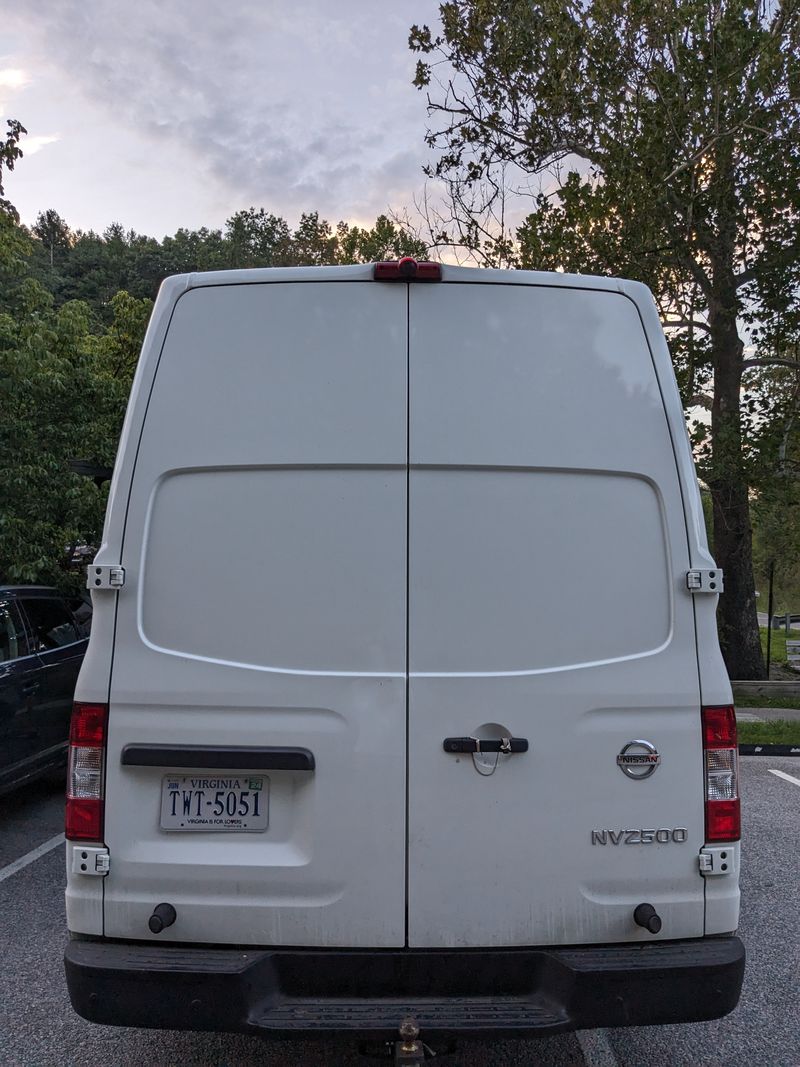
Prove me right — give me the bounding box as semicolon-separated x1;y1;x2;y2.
0;586;91;796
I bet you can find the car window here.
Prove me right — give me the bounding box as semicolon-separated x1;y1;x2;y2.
22;598;80;651
69;597;92;639
0;601;28;662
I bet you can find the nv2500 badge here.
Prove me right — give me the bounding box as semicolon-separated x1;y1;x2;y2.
591;827;688;845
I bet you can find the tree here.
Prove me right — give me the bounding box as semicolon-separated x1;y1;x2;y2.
0;282;97;585
0;280;145;587
0;119;26;220
410;0;800;678
225;208;292;267
0;121;31;297
32;208;72;269
337;214;428;264
161;226;230;273
288;211;340;265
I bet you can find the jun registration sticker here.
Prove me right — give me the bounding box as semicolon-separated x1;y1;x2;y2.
160;775;269;831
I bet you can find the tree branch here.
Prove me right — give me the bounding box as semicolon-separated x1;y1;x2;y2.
677;248;714;301
734;267;756;288
662;317;711;333
742;358;800;371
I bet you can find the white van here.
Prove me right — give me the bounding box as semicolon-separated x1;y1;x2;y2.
64;260;744;1052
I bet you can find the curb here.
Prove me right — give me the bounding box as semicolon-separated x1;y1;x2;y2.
739;744;800;756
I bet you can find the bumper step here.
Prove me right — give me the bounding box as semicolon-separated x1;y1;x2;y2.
255;997;567;1033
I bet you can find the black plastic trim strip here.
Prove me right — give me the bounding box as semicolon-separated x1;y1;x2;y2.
120;744;315;771
739;743;800;756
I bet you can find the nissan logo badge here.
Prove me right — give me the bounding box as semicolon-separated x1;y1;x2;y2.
617;740;660;780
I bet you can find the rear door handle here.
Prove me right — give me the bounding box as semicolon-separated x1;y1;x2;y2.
443;737;529;754
21;680;40;694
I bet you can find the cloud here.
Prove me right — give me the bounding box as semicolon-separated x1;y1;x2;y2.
9;0;434;222
22;133;59;156
0;66;31;115
0;68;29;90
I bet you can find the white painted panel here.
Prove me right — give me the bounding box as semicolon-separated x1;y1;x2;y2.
141;468;406;675
409;284;674;472
407;282;704;947
134;282;407;469
410;469;670;674
104;281;408;947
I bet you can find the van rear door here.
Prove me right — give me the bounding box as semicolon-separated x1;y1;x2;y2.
103;281;408;946
406;281;705;947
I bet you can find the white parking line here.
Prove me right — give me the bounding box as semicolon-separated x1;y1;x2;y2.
769;768;800;789
0;833;64;884
577;1028;620;1066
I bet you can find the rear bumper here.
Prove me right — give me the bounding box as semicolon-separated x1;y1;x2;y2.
65;936;745;1039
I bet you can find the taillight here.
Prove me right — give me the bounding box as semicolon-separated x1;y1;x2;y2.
702;705;740;842
373;258;441;281
66;702;108;841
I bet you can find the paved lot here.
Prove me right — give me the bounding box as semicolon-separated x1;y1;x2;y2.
1;759;797;1067
736;706;800;722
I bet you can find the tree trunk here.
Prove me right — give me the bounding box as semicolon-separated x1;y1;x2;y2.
708;294;766;680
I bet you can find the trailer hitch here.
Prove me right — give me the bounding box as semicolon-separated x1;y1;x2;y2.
359;1017;457;1061
393;1018;424;1064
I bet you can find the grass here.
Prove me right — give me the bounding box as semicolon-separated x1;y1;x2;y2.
759;625;791;666
737;719;800;746
734;693;800;710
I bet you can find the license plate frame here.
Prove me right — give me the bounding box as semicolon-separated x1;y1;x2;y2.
159;775;269;832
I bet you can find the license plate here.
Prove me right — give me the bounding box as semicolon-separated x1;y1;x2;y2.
160;775;269;831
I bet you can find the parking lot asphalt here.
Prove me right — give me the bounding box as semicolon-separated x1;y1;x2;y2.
736;706;800;722
0;758;797;1067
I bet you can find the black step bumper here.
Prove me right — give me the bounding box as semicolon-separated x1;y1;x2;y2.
65;936;745;1039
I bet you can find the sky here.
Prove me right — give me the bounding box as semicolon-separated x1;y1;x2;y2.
0;1;444;239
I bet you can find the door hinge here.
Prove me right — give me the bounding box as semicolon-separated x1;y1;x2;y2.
686;569;723;594
87;564;125;590
699;846;735;876
71;845;110;876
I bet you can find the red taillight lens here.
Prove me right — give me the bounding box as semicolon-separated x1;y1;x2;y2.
703;705;738;748
65;797;103;841
705;799;741;842
66;702;108;842
69;702;107;746
702;705;740;842
373;258;441;281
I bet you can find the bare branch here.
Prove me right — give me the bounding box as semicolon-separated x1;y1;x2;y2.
742;358;800;371
677;248;714;301
662;317;711;333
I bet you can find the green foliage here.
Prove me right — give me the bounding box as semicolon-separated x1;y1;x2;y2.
0;209;32;283
3;207;428;322
337;215;427;264
0;122;32;293
32;209;72;269
0;279;129;588
0;119;26;219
